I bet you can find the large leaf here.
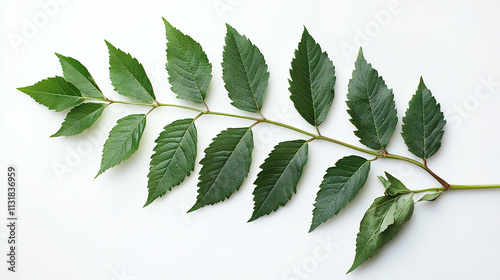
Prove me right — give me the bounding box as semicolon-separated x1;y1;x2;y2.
346;48;397;151
164;18;212;104
249;140;308;222
189;127;254;212
222;24;269;113
288;27;336;127
310;155;370;232
106;41;156;103
348;195;414;273
51;103;107;137
17;76;84;112
402;77;446;159
145;118;197;207
55;53;105;98
96;114;147;177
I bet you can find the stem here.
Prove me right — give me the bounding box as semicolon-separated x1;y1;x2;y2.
97;98;491;190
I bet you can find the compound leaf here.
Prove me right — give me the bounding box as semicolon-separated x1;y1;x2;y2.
402;77;446;159
17;76;84;112
222;24;269;113
51;103;107;137
55;53;105;98
249;140;308;222
164;18;212;104
96;114;147;177
145;118;198;207
289;27;335;127
189;127;254;212
346;48;397;150
106;41;156;103
310;155;370;232
348;195;414;273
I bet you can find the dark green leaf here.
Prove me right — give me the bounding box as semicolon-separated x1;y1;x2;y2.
289;27;335;127
379;172;411;196
164;18;212;104
348;195;414;273
222;24;269;113
96;114;147;177
310;156;370;232
249;140;308;222
418;192;441;202
55;53;105;98
346;48;397;150
106;41;156;103
402;77;446;159
145;119;197;207
189;127;254;212
51;103;107;137
17;76;84;112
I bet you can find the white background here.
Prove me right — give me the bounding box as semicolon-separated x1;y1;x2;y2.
2;0;500;279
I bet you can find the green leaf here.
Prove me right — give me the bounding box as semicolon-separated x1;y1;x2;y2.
164;18;212;104
346;48;397;150
222;24;269;113
379;172;411;196
289;27;335;127
55;53;105;98
249;140;308;222
418;192;441;202
96;114;147;177
17;76;84;112
106;41;156;103
145;119;197;207
348;195;414;273
189;127;254;212
310;155;370;232
402;77;446;159
51;103;107;137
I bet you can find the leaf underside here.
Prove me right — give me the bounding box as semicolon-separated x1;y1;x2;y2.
96;114;147;177
51;103;107;137
379;172;411;196
164;18;212;104
289;27;335;127
55;53;105;98
402;77;446;159
106;41;156;103
310;155;370;232
145;118;198;207
222;24;269;113
346;48;397;150
190;127;254;212
249;140;309;222
17;76;84;112
348;195;414;273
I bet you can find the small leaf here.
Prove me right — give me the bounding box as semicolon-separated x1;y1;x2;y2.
249;140;309;222
145;119;197;207
348;195;414;273
106;41;156;103
96;114;147;177
379;172;411;196
189;127;254;212
289;27;336;127
402;77;446;159
310;155;370;232
418;192;441;202
51;103;107;137
17;76;84;112
346;48;397;150
164;18;212;104
55;53;105;98
222;24;269;113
